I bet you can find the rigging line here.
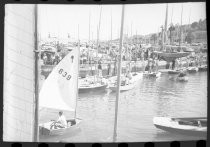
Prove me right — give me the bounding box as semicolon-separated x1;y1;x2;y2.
5;19;34;36
7;9;33;23
7;58;33;70
6;46;34;60
7;33;34;47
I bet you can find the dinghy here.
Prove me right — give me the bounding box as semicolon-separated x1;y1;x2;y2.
153;117;207;137
198;65;207;71
176;76;188;82
187;67;198;73
109;82;135;92
143;71;161;78
39;48;82;136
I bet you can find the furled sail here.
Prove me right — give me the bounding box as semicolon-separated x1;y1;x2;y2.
39;49;79;111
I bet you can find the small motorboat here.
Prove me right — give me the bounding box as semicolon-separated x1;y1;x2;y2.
187;67;199;73
130;72;143;83
176;76;188;82
109;82;135;92
198;65;207;71
39;118;82;136
153;117;207;137
143;71;161;78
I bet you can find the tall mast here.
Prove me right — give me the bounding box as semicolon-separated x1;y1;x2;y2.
170;5;174;25
113;5;125;142
96;6;102;76
88;10;91;75
188;6;191;27
164;3;168;45
179;4;183;46
110;8;113;54
96;6;102;61
74;24;80;119
34;4;39;142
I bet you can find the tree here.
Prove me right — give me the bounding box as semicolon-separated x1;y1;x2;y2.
168;24;175;44
185;31;195;44
151;34;157;44
191;22;198;29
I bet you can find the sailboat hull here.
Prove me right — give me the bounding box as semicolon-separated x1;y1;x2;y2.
39;118;82;136
79;84;108;93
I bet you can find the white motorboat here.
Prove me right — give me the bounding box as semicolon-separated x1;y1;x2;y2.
109;82;135;92
187;67;199;73
153;117;207;137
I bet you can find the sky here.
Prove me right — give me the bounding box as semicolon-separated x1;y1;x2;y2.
38;2;206;41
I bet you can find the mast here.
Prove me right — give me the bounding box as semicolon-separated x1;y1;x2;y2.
34;4;39;142
170;5;174;25
96;6;102;77
74;24;80;119
88;10;91;75
164;4;168;46
113;5;125;142
188;6;191;29
179;4;183;47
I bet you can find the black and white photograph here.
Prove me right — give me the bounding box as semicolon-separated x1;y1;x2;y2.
3;2;207;142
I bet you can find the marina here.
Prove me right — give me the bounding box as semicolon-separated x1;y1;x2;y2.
39;71;207;142
3;3;207;142
38;3;207;142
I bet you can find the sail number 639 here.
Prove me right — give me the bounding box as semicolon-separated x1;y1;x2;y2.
58;68;71;80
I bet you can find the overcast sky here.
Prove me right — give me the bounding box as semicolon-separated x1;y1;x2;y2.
38;2;206;41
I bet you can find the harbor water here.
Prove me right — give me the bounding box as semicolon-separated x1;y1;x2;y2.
39;71;207;142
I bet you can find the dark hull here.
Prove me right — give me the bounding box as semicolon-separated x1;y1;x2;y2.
79;84;107;93
154;124;206;137
168;70;180;74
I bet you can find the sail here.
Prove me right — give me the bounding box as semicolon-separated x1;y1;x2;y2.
39;49;79;111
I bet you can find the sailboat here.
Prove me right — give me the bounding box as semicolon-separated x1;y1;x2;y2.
154;4;190;63
78;6;108;93
39;48;82;136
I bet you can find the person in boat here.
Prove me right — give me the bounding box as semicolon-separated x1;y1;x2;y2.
155;57;159;72
178;70;187;77
107;62;111;76
172;60;175;70
98;60;102;77
50;111;67;129
148;58;153;73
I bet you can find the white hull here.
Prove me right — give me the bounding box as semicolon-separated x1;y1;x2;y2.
109;83;135;92
187;67;198;73
39;118;82;136
153;117;207;137
177;76;188;82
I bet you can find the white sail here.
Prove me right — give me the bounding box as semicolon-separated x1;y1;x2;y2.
39;49;79;111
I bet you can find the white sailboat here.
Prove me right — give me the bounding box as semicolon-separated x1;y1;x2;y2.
39;48;82;136
78;6;108;93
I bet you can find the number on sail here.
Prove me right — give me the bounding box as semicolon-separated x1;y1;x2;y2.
58;68;71;80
